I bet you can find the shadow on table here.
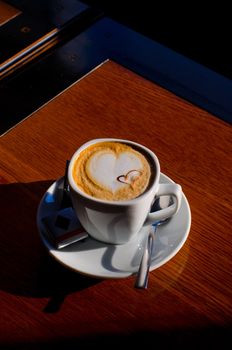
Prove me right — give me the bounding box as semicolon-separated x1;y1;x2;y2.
0;180;101;311
1;326;230;349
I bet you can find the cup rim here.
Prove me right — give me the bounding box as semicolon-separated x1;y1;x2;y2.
68;138;160;206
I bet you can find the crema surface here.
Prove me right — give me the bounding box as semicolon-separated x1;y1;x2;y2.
72;142;152;200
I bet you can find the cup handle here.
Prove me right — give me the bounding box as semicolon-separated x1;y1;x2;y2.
144;183;182;225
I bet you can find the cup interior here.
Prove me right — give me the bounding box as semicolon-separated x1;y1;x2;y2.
68;138;160;205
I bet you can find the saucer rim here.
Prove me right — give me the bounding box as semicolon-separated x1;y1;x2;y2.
37;173;191;279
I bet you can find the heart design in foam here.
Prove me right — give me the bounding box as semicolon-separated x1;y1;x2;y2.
86;150;143;192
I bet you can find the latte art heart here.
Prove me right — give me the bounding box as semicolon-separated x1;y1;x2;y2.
87;151;143;192
72;142;152;200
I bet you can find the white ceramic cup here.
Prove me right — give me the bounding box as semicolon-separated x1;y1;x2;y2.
68;138;182;244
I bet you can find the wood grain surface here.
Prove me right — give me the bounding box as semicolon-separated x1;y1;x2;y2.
0;60;231;348
0;1;21;26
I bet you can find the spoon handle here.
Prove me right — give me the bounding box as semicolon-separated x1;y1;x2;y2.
134;228;156;289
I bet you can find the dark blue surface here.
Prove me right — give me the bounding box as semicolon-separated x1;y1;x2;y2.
1;17;231;134
87;19;232;124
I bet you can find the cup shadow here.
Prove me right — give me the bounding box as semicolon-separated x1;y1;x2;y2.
0;180;101;310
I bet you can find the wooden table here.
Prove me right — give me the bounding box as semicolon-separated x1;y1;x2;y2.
0;60;231;348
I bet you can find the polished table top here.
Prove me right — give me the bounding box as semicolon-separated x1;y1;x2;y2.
0;60;231;347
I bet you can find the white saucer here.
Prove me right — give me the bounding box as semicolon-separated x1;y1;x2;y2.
37;173;191;279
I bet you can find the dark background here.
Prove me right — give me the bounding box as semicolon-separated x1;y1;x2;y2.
1;0;231;133
82;1;231;80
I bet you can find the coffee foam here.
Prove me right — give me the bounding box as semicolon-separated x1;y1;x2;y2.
72;142;152;201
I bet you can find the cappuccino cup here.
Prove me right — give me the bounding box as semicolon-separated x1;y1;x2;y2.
68;138;182;244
